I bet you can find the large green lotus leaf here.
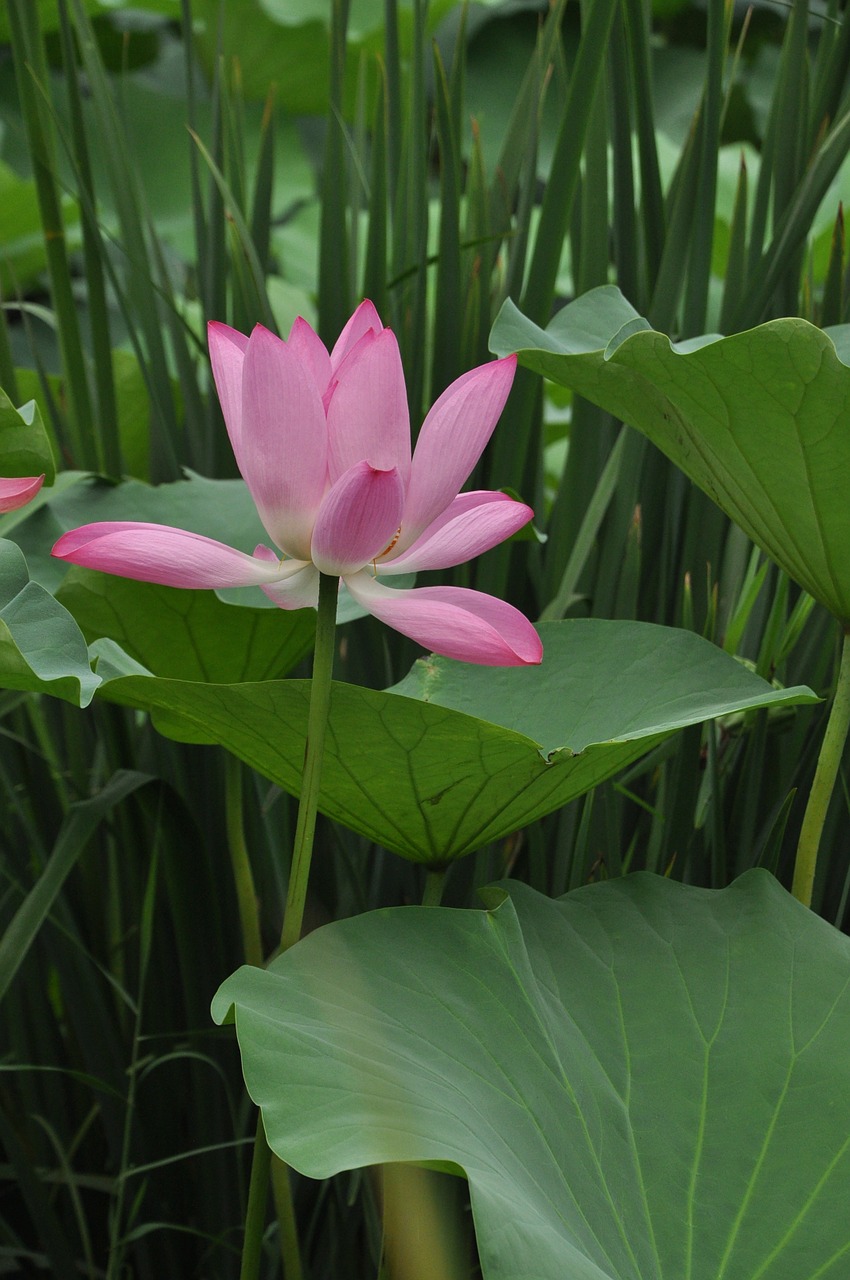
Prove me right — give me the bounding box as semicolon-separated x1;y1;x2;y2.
490;288;850;624
97;621;816;863
386;618;816;755
212;870;850;1280
56;570;315;683
0;540;99;707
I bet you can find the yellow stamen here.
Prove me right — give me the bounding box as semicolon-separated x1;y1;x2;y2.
371;526;402;577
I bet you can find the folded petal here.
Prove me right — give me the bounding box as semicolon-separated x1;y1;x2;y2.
345;573;543;666
208;322;249;452
0;474;44;513
380;491;533;574
260;560;321;610
311;462;405;576
400;355;516;549
326;328;411;488
53;522;293;589
329;299;383;371
241;325;328;559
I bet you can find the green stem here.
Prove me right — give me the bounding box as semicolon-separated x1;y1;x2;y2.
239;574;337;1280
422;869;447;906
270;1155;304;1280
225;755;263;969
240;1118;272;1280
280;571;339;952
792;628;850;908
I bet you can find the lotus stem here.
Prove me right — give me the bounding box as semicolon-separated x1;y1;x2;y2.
792;628;850;908
225;755;263;970
280;570;339;952
422;868;447;905
240;574;337;1280
240;1119;272;1280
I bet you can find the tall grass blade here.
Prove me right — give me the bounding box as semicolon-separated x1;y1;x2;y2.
7;0;94;467
68;0;181;481
0;772;152;1005
189;131;276;332
431;43;464;396
319;0;353;344
719;151;749;332
821;203;845;325
681;0;728;334
540;426;627;620
521;0;620;323
609;14;639;304
623;0;664;297
0;1103;79;1280
56;0;119;478
731;107;850;328
363;67;388;313
771;0;810;314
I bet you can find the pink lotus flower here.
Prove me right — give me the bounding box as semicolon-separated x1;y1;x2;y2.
53;302;542;666
0;475;44;512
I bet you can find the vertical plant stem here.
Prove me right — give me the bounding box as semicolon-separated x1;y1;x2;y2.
382;1164;468;1280
240;1120;272;1280
239;575;337;1280
280;571;339;952
270;1157;304;1280
240;1121;304;1280
225;755;263;970
422;869;447;906
792;629;850;908
270;575;338;1276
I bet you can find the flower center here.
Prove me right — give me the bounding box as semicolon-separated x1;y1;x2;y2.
377;526;402;559
371;526;402;577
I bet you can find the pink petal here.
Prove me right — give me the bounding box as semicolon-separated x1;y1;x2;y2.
380;491;533;574
329;299;383;371
326;328;411;488
400;355;517;549
0;474;44;513
208;322;249;453
311;462;405;576
260;561;321;611
52;523;294;589
241;325;328;559
287;317;332;402
345;573;543;666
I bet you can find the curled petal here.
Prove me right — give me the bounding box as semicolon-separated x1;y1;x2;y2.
208;322;249;452
345;573;543;666
400;355;516;549
52;523;292;589
311;462;405;576
326;328;411;487
260;560;321;611
241;325;328;559
381;491;532;575
330;299;383;371
0;474;44;513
